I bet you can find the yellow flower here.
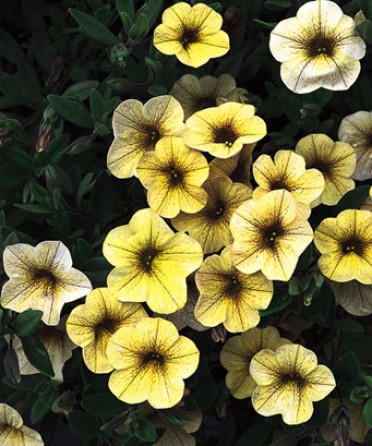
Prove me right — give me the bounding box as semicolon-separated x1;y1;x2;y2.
230;190;313;281
0;403;43;446
338;111;372;180
172;176;252;254
107;317;199;409
66;288;147;374
314;209;372;284
194;247;273;332
252;150;325;219
250;344;336;425
361;185;372;212
170;74;247;119
137;136;209;218
329;280;372;316
269;0;366;93
220;326;291;399
0;241;92;326
11;316;76;382
153;2;230;68
103;208;203;314
184;102;266;159
107;95;185;179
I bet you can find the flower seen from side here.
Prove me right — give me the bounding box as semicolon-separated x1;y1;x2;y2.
107;95;185;179
314;209;372;284
250;344;336;425
184;102;266;159
269;0;366;94
220;326;291;399
103;208;203;314
137;136;209;218
230;190;313;281
66;288;147;374
329;279;372;317
107;317;199;408
0;241;92;326
153;2;230;68
295;134;356;206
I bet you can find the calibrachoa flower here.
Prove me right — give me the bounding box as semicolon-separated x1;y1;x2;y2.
329;280;372;316
184;102;266;159
0;241;92;326
252;150;325;219
153;2;229;68
137;136;209;218
169;74;247;119
66;288;147;373
295;134;356;206
250;344;336;425
230;190;313;281
107;95;185;179
103;208;203;314
338;111;372;180
314;209;372;284
194;247;273;332
220;326;291;399
0;403;44;445
269;0;366;93
172;176;252;254
106;317;199;408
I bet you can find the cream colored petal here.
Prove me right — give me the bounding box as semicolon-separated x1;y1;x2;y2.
304;365;336;401
269;18;307;62
56;267;92;303
296;0;343;30
166;336;200;379
329;279;372;316
262;242;298;282
334;15;366;59
224;298;261;333
83;337;113;374
144;96;185;136
249;349;280;386
109;367;152;404
107;135;147;179
3;244;37;277
275;344;318;375
226;370;257;399
34;240;73;269
194;292;228;328
148;371;184;409
112;99;145;135
314;218;341;253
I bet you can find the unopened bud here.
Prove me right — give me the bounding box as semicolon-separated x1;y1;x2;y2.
211;325;227;343
45;55;65;87
110;44;130;68
36;121;53;153
4;343;21;384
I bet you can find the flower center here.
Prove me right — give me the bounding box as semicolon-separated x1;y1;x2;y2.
147;128;160;147
342;238;364;255
224;275;241;296
213;126;237;147
281;372;305;387
95;318;118;338
180;27;199;49
194;97;217;113
140;248;158;273
32;268;58;288
143;351;164;365
310;160;330;176
306;35;335;58
263;225;283;248
167;167;183;186
270;180;290;191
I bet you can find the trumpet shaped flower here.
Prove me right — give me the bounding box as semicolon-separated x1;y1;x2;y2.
0;403;43;445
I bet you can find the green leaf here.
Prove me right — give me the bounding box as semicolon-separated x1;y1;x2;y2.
360;0;372;19
13;310;43;337
47;95;95;128
363;398;372;427
334;185;370;214
141;0;164;28
31;387;59;423
68;410;100;440
115;0;135;19
357;20;372;44
129;13;149;40
69;8;119;46
63;80;100;101
0;28;25;63
13;204;54;214
135;418;157;443
21;335;54;377
264;0;291;10
334;351;360;382
236;422;272;446
344;336;372;362
366;376;372;388
334;319;364;334
81;392;129;417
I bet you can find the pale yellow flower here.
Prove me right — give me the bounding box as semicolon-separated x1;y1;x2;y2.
329;279;372;316
153;2;229;68
269;0;366;93
0;241;92;326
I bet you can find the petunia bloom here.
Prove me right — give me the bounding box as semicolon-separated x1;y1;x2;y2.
338;111;372;180
137;136;209;218
184;102;266;159
107;95;185;179
314;209;372;284
230;190;313;281
170;74;247;119
107;317;199;409
103;208;203;314
269;0;366;94
329;280;372;316
252;150;325;219
194;247;273;332
220;326;291;399
0;241;92;326
0;403;44;445
295;134;356;206
153;2;229;68
66;288;147;373
250;344;336;425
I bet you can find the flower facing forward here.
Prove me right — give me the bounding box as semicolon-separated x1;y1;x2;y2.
153;2;229;68
252;150;325;219
137;136;209;218
0;241;92;326
0;403;43;446
230;190;313;281
107;317;199;408
338;111;372;180
220;326;291;399
194;247;273;332
103;208;203;314
107;95;185;179
172;176;252;254
184;102;266;159
66;288;147;373
314;209;372;284
170;74;247;119
269;0;366;93
295;134;356;206
250;344;336;425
